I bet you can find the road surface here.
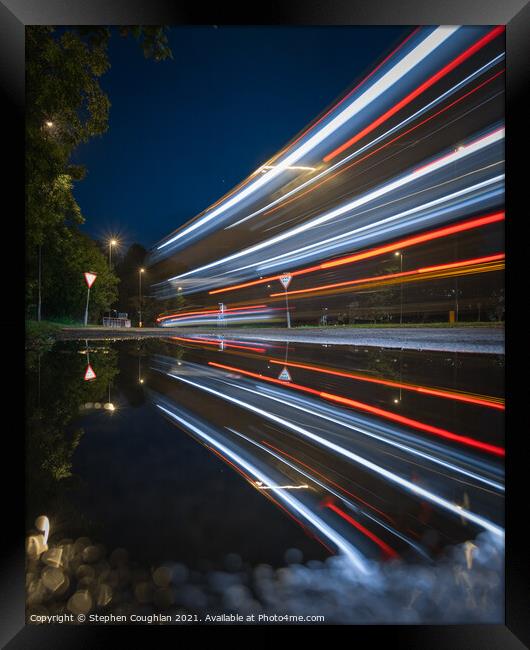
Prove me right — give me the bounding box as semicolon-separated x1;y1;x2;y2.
58;326;504;354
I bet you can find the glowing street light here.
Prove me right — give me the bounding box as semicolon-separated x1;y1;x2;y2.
139;268;145;327
395;251;403;325
108;238;119;268
44;120;54;128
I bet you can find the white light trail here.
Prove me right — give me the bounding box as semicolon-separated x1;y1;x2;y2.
227;53;505;230
228;426;430;558
229;174;504;275
221;377;504;493
156;403;369;571
164;372;504;537
158;27;459;251
170;128;504;281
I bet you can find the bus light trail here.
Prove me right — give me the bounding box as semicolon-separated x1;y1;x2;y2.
156;403;370;570
157;304;268;324
160;374;504;537
324;500;399;560
269;253;505;299
323;25;504;162
208;362;505;457
261;440;397;525
208;212;504;296
267;359;504;410
260;68;505;219
169;336;266;354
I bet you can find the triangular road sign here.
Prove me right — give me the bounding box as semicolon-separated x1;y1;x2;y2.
279;273;292;289
84;364;97;381
278;366;292;381
84;272;97;288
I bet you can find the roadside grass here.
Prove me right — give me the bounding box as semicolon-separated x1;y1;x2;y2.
25;320;63;350
26;319;103;350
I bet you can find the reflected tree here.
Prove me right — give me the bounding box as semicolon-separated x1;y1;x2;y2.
26;343;119;528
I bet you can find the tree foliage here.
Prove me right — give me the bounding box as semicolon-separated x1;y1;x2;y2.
25;26;172;320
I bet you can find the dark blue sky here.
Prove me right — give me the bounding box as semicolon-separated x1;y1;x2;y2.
73;26;410;249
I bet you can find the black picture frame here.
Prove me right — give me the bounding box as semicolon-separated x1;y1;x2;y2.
5;0;528;645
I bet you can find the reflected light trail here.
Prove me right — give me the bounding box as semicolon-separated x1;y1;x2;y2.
209;361;505;457
155;403;370;571
266;359;504;410
160;372;504;537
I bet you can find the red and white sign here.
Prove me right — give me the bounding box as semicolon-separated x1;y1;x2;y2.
279;273;292;289
84;272;97;289
84;363;97;381
278;367;292;382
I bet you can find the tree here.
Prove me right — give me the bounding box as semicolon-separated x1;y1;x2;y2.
25;26;172;320
42;230;119;322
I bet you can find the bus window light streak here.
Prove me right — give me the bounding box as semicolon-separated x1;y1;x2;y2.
224;54;505;228
240;172;503;275
157;304;268;323
227;429;431;559
157;27;459;252
221;375;505;492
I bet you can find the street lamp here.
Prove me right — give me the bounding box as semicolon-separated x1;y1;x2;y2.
395;251;403;325
108;239;118;268
139;268;145;327
44;120;54;128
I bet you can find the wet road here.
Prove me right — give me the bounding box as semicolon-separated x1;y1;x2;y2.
58;326;504;354
145;335;504;566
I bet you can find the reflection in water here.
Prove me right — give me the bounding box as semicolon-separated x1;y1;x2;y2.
26;337;504;623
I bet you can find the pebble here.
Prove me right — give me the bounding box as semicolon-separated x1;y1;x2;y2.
67;590;93;615
95;583;113;608
26;534;47;560
76;564;96;581
82;544;105;564
41;567;65;593
152;566;173;588
42;547;63;568
73;537;92;555
134;581;154;604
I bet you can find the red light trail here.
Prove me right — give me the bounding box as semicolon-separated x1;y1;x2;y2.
209;212;504;296
323;26;505;162
267;359;504;410
269;253;505;298
324;500;399;559
208;361;505;457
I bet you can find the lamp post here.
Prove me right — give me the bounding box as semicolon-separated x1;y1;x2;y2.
108;239;118;268
139;268;145;327
395;251;403;325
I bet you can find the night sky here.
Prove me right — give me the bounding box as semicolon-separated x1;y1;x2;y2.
72;26;410;250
